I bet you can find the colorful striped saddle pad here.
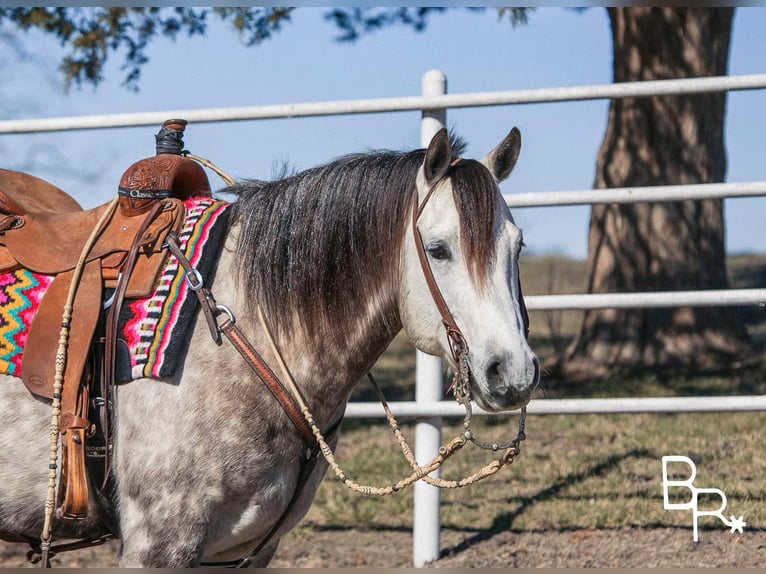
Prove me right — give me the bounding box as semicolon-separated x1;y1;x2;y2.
0;196;231;383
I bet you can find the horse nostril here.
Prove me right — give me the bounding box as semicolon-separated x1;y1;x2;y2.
486;360;502;382
532;356;541;384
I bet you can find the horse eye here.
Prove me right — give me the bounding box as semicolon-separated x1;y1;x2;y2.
427;242;451;261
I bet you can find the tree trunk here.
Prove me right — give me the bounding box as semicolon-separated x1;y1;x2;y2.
563;7;751;380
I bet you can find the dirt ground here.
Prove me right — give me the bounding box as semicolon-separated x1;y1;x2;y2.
1;524;763;568
273;525;765;568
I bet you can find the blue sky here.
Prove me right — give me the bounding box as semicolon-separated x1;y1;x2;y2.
2;7;764;258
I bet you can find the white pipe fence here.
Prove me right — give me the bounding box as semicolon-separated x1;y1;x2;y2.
3;70;765;568
2;73;766;134
412;69;447;567
505;180;766;207
344;394;766;418
524;289;766;311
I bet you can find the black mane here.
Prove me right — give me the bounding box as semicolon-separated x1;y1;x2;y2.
230;143;498;341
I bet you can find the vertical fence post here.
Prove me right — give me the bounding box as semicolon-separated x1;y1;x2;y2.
413;69;447;568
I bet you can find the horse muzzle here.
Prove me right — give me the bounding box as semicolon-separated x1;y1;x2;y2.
469;352;540;412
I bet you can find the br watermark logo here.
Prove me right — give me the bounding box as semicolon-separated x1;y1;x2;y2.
661;455;747;542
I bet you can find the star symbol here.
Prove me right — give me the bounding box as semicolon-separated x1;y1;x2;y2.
728;515;746;534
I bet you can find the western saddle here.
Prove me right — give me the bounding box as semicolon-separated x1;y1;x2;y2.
0;120;212;522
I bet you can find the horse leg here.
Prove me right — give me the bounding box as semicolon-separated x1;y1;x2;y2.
116;492;209;567
113;380;213;567
0;379;50;539
0;376;107;542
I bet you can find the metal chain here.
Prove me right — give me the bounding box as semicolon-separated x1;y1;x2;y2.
452;352;527;452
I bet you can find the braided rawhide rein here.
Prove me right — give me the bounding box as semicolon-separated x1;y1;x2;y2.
39;198;121;564
258;306;527;496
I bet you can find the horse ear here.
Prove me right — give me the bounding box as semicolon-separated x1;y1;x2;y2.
423;128;452;186
481;127;521;183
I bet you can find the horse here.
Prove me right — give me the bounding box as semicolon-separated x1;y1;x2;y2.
0;127;539;567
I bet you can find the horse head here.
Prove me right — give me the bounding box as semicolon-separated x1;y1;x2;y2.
399;128;539;412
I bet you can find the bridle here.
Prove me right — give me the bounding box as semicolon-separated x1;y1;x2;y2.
194;161;531;566
411;170;470;370
411;160;529;451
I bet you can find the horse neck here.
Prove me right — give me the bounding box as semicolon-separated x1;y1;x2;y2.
212;225;403;427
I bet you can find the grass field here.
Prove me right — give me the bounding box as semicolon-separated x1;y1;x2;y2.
282;253;766;566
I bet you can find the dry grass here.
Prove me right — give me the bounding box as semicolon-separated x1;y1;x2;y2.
293;253;766;563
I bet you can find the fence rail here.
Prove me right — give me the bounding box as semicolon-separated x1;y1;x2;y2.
504;180;766;207
344;394;766;418
2;73;766;134
525;288;766;311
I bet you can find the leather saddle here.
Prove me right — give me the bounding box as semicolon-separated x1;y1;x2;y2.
0;119;211;521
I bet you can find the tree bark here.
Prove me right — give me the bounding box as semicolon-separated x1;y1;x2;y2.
563;7;751;379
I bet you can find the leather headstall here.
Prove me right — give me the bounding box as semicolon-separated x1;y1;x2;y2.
411;165;469;367
411;161;531;369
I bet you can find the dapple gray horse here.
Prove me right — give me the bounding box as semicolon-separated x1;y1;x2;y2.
0;128;538;566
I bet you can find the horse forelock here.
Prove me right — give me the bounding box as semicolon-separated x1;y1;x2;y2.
230;147;498;343
446;159;499;289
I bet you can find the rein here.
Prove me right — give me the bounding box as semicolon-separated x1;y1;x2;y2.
38;197;121;567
